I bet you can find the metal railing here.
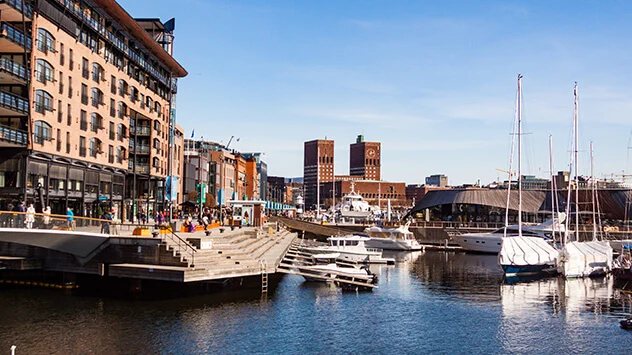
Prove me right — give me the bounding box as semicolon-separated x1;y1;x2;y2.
0;90;28;114
0;57;27;80
0;22;32;49
159;226;196;267
2;0;34;18
0;123;27;145
130;126;150;135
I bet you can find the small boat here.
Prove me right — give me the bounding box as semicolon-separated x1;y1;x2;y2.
302;234;395;264
612;245;632;281
364;222;423;251
334;183;380;219
300;253;378;287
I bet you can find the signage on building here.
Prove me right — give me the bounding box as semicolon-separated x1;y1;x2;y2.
165;176;179;201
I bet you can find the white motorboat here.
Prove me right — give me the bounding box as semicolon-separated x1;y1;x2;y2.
364;222;423;251
453;214;565;254
302;234;395;264
300;253;378;285
334;184;380;219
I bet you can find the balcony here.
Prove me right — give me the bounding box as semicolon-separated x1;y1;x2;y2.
130;145;150;154
128;162;149;174
129;126;151;136
0;90;27;116
0;57;27;84
0;1;33;22
0;123;27;147
0;22;32;52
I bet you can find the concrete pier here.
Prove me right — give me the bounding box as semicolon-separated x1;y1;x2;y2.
0;223;296;289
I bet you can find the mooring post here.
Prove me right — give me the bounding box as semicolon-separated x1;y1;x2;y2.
11;345;16;355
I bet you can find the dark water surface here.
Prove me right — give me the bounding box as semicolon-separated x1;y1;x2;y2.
1;251;632;354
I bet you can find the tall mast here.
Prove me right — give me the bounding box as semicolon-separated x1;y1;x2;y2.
549;135;557;243
504;74;520;238
590;141;596;239
574;83;580;242
517;74;523;237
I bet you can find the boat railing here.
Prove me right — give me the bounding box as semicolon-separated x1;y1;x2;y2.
366;247;383;253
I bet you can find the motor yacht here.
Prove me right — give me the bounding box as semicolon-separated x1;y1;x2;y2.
364;222;423;251
302;234;395;264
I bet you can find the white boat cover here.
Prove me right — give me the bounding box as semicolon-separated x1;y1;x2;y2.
559;241;613;278
499;236;559;267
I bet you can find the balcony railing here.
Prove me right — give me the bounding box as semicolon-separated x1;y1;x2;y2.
0;22;32;50
0;57;27;81
79;147;86;157
0;90;28;114
127;162;149;174
129;126;151;136
58;0;170;87
0;123;27;145
130;145;150;154
1;0;34;18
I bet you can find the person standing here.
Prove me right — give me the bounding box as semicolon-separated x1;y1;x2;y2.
66;207;75;231
100;210;111;234
43;206;51;229
25;204;35;229
16;201;25;228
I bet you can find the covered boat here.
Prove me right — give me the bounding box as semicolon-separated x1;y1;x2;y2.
499;236;559;276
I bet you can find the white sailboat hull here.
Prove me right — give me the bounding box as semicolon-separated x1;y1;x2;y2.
559;241;613;278
499;236;559;276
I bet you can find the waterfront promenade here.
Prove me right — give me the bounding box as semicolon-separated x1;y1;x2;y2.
0;214;296;287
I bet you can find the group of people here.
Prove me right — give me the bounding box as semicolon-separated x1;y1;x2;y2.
3;201;54;229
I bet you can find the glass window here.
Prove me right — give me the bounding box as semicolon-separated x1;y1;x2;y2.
35;59;54;84
34;90;53;113
90;113;103;133
92;62;104;83
33;120;52;144
37;28;55;53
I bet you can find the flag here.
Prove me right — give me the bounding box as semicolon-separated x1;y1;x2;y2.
190;129;195;138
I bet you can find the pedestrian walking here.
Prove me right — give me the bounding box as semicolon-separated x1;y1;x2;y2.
25;204;35;229
66;207;75;231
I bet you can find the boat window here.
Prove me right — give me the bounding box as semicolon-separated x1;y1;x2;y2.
463;239;467;242
476;241;480;243
349;241;358;246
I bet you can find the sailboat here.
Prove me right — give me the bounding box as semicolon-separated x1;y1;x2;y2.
498;75;560;276
557;83;613;278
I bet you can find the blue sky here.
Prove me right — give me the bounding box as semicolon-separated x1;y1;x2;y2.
120;0;632;185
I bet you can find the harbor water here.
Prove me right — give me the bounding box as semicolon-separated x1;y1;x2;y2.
1;251;632;354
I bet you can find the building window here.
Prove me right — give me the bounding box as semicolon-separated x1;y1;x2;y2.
79;136;86;157
109;121;115;140
146;96;153;112
130;86;138;102
34;90;53;113
59;43;65;66
68;76;73;99
117;101;127;119
67;103;72;126
81;84;88;104
35;59;54;84
110;75;116;94
57;100;62;123
58;72;63;94
91;87;103;108
56;129;61;152
33;121;52;144
89;138;102;158
116;123;127;141
155;102;162;117
66;132;70;153
153;157;160;168
90;113;103;133
108;145;114;164
118;79;128;97
92;62;104;83
117;146;126;164
80;110;87;131
37;28;55;53
69;48;74;69
82;57;89;79
110;98;115;117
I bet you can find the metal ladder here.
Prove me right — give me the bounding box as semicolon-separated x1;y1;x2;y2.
260;260;268;294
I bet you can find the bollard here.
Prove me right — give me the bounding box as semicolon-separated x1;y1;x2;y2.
11;345;16;355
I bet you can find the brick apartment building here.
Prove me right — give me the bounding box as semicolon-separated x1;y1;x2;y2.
0;0;187;220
